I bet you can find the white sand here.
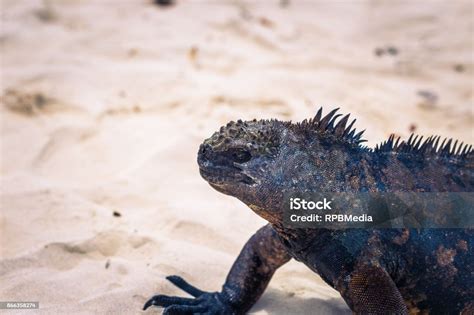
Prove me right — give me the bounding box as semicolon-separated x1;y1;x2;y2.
0;1;472;314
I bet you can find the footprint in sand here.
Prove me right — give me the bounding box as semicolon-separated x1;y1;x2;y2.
1;230;160;273
1;89;74;116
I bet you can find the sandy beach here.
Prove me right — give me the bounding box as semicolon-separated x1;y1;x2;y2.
1;1;472;314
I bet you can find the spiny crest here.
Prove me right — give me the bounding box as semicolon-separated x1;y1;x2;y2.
292;107;367;145
375;133;473;159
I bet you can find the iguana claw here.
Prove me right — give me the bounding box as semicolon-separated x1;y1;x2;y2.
143;275;235;315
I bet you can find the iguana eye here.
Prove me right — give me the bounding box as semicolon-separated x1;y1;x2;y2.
232;150;251;163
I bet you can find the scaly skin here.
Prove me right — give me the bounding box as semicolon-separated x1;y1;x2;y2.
144;108;473;314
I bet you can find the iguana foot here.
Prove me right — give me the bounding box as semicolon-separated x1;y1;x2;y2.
143;275;235;314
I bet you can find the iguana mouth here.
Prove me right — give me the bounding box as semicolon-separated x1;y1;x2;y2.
199;164;255;185
198;143;256;185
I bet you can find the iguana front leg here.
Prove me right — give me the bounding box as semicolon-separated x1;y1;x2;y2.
143;224;291;314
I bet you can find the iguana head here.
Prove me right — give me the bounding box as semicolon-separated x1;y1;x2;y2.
198;118;295;224
198;119;281;193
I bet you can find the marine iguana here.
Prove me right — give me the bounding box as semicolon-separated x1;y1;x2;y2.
144;108;473;314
